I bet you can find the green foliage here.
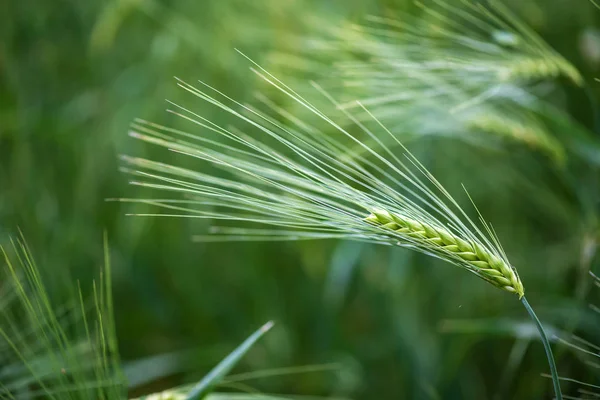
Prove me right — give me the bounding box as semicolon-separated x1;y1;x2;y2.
0;234;125;400
2;0;600;398
184;321;273;400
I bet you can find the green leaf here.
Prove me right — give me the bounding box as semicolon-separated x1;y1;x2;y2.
185;321;274;400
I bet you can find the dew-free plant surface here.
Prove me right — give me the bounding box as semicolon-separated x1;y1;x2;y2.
4;0;600;398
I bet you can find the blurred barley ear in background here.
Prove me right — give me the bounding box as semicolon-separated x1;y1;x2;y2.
2;0;600;398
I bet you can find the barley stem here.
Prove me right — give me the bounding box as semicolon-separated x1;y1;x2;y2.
521;296;562;400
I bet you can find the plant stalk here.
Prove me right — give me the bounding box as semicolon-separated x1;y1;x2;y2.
521;296;562;400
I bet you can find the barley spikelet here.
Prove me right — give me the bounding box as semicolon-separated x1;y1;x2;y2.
134;389;186;400
365;209;523;296
468;113;565;164
499;57;581;84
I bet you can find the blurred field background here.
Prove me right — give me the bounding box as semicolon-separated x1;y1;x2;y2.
2;0;600;399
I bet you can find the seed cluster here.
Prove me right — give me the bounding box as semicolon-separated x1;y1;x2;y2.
365;209;524;297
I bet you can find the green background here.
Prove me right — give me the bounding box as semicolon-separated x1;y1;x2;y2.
2;0;599;398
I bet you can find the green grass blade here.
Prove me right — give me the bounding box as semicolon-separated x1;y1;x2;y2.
185;321;274;400
521;296;562;400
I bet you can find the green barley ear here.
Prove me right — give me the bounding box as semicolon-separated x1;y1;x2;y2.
266;0;581;164
0;232;125;400
323;0;582;84
120;72;524;299
364;208;523;297
119;55;561;398
467;112;565;165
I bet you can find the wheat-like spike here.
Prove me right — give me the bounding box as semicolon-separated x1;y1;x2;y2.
266;38;576;166
468;113;565;164
119;64;529;300
364;208;524;297
134;389;187;400
276;0;583;87
263;1;582;168
498;57;581;84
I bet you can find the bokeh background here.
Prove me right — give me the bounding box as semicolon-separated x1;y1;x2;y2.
2;0;600;398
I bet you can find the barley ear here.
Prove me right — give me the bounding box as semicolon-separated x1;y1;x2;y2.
365;209;525;298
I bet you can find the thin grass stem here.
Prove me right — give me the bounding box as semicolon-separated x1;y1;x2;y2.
521;296;562;400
